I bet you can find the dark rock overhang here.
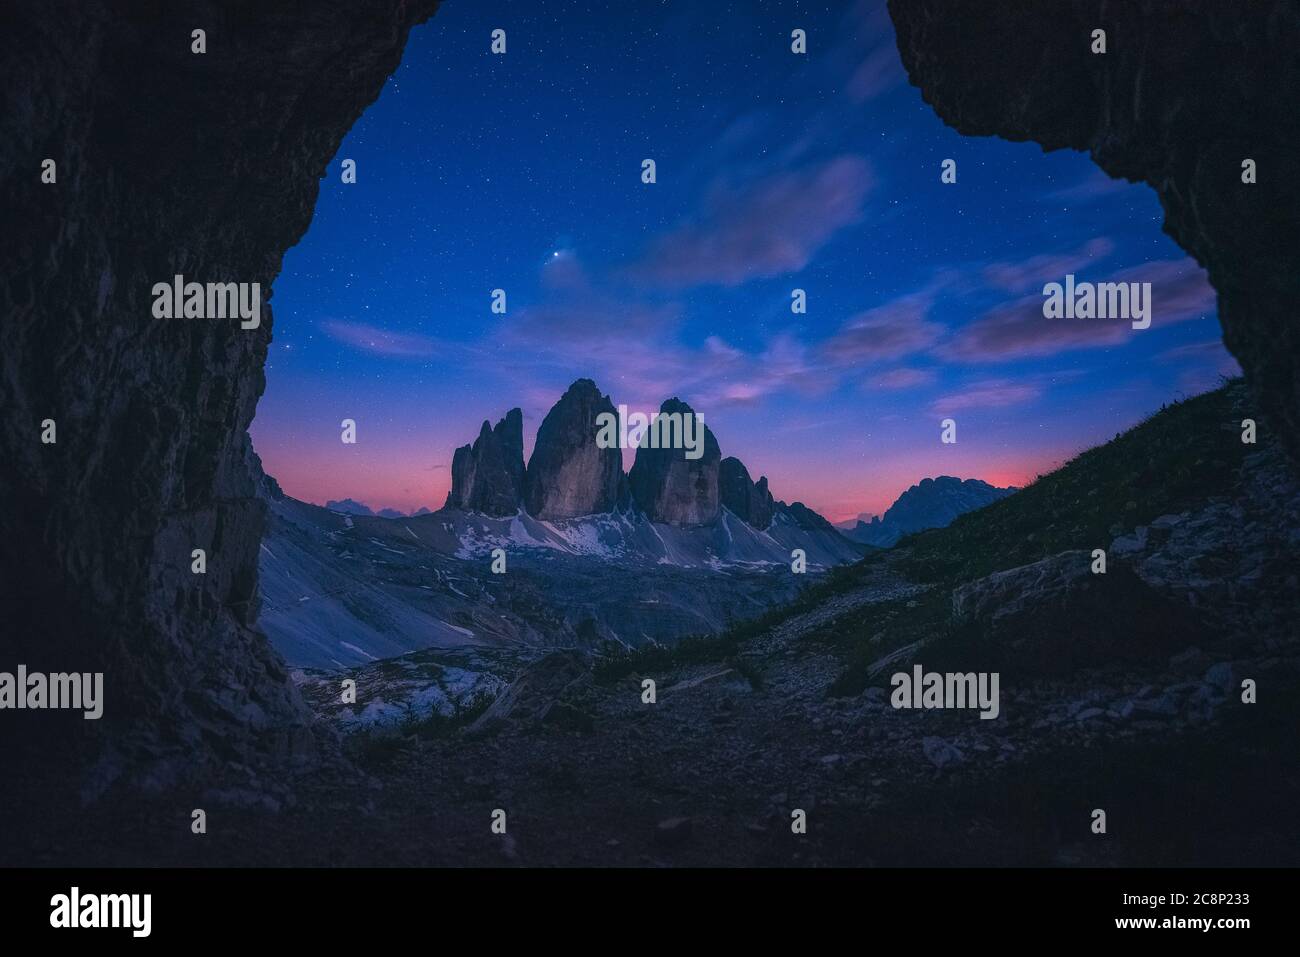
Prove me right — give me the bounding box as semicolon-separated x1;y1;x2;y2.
888;0;1300;459
0;0;441;793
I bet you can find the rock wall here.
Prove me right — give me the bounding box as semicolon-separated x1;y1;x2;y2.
0;0;440;790
719;456;775;530
888;0;1300;457
446;410;526;516
524;379;625;520
628;398;722;526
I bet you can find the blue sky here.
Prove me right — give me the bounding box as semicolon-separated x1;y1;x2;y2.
251;0;1236;521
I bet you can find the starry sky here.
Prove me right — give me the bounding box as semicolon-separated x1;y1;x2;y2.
250;0;1238;523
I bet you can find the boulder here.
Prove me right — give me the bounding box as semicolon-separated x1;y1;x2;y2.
950;550;1208;674
922;736;964;768
466;651;591;736
653;816;694;848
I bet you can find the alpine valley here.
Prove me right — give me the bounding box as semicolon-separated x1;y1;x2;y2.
256;378;1010;726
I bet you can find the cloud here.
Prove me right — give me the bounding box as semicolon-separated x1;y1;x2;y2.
501;264;835;411
495;255;716;408
490;242;1211;422
630;155;872;289
838;0;906;103
1134;259;1218;321
819;295;944;367
982;237;1115;293
1043;170;1133;205
1160;338;1242;395
847;43;905;102
943;299;1125;363
945;258;1216;362
1158;339;1236;364
1175;366;1236;396
507;253;683;364
930;379;1042;414
866;367;937;390
321;320;440;358
513;297;679;346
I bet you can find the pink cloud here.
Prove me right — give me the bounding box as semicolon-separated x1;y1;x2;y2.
321;320;439;358
499;255;949;414
819;295;944;367
837;0;905;103
867;367;937;390
945;258;1216;362
631;155;872;289
982;237;1115;293
930;379;1043;414
1044;170;1133;204
1160;338;1242;394
847;44;904;102
1158;338;1237;365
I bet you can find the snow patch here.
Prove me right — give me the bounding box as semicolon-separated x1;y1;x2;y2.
339;641;379;662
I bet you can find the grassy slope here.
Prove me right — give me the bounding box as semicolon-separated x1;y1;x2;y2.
825;380;1250;692
895;380;1248;584
600;381;1251;691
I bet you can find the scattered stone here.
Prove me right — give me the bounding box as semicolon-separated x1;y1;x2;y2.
653;816;693;848
1169;647;1213;676
950;551;1205;673
1204;662;1241;695
922;736;964;768
500;833;519;862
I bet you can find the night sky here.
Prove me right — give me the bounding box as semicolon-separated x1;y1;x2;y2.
250;0;1236;523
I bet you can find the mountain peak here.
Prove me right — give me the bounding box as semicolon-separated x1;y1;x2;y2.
439;381;845;538
843;475;1016;548
524;381;624;519
445;408;525;516
325;497;375;516
628;397;722;526
719;456;775;529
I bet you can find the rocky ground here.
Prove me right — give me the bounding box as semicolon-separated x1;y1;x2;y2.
6;386;1297;868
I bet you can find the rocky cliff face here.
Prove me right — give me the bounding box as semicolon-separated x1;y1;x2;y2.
453;381;849;537
888;0;1300;458
628;398;722;526
719;456;775;530
524;379;625;520
0;0;440;789
777;500;839;534
446;409;525;516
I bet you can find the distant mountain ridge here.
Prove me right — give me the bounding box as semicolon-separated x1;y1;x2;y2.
834;511;878;530
843;476;1017;547
258;386;863;669
258;378;866;668
256;390;1032;670
325;498;430;519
